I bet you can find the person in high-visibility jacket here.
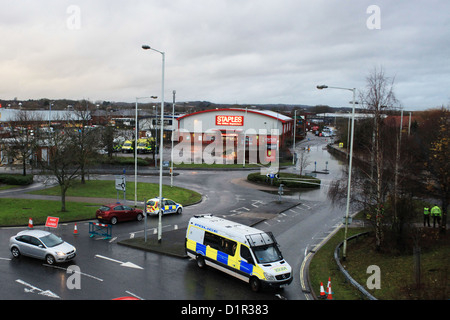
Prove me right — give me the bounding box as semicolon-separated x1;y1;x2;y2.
431;205;442;228
423;207;431;227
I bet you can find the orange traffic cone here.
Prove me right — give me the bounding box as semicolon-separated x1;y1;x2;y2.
28;217;34;229
327;277;331;288
327;284;333;300
319;282;326;297
73;224;78;235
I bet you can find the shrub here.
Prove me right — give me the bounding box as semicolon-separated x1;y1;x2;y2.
247;172;320;188
0;174;34;185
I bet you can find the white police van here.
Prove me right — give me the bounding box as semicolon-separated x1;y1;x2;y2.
185;214;293;292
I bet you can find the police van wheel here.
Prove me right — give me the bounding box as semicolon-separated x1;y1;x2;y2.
177;208;182;215
196;255;206;269
249;277;261;292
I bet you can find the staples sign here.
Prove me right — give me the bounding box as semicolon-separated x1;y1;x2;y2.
216;115;244;126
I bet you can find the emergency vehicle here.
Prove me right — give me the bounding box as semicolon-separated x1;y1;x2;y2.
121;140;134;153
185;214;293;292
136;138;152;154
145;197;183;215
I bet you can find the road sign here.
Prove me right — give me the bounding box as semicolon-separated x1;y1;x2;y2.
45;216;59;228
115;175;126;191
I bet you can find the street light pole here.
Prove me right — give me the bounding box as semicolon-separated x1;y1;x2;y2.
171;90;176;187
317;84;356;261
143;44;165;243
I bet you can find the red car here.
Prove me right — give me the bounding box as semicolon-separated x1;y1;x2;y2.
96;203;144;225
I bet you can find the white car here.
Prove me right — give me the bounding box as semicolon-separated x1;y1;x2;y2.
9;229;76;265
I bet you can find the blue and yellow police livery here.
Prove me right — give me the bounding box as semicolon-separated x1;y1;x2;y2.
146;198;183;215
185;214;293;292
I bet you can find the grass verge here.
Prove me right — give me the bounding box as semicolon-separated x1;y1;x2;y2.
309;226;449;300
0;198;99;226
1;180;202;227
29;180;202;206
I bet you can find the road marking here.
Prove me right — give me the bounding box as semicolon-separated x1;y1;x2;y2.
16;279;60;299
125;290;144;300
109;237;117;243
95;254;143;270
0;257;11;261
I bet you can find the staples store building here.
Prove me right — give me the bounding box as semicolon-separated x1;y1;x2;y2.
176;108;294;162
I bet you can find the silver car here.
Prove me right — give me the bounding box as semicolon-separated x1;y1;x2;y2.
9;229;76;265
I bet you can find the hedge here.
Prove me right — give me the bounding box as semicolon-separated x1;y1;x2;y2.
0;174;34;185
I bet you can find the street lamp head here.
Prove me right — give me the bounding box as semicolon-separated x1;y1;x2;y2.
316;85;328;90
142;45;151;50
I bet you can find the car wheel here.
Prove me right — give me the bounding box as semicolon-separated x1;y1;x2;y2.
11;247;20;258
46;255;56;265
249;277;261;292
177;208;182;214
111;216;118;225
196;255;206;269
136;213;143;222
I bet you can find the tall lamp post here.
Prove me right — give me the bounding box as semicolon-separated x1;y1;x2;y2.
142;44;165;243
317;85;356;261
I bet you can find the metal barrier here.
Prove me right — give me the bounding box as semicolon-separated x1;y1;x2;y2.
89;222;112;240
333;232;377;300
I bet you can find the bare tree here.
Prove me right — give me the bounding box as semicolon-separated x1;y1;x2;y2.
7;110;42;176
69;100;100;184
37;124;81;212
359;67;399;250
328;67;399;251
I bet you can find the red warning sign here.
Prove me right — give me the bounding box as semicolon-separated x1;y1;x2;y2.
45;216;59;228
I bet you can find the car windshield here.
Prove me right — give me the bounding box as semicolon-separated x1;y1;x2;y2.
39;234;64;248
99;206;110;212
252;244;283;264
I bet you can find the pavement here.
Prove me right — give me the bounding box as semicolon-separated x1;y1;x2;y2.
118;199;302;258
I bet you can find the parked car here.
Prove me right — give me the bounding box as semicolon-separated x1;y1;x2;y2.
145;197;183;216
96;203;144;225
9;229;76;265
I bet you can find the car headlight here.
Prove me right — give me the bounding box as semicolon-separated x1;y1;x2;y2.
56;251;65;256
264;272;276;281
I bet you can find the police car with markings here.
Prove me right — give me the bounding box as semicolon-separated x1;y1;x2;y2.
145;197;183;216
185;214;293;292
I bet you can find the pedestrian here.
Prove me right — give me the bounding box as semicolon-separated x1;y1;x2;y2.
423;206;431;227
431;205;442;228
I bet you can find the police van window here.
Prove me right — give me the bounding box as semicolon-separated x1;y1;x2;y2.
204;232;236;256
240;245;255;265
204;232;222;250
222;238;237;256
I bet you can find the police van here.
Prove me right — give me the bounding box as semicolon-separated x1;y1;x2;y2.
185;214;293;292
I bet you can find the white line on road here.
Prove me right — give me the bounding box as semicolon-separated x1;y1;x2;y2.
43;264;103;282
16;279;61;299
95;254;143;270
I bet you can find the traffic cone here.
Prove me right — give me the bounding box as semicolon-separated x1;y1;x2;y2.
319;282;326;297
327;284;333;300
73;224;78;235
28;217;34;229
327;277;331;288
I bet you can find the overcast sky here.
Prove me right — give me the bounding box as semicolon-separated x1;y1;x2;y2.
1;0;449;111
